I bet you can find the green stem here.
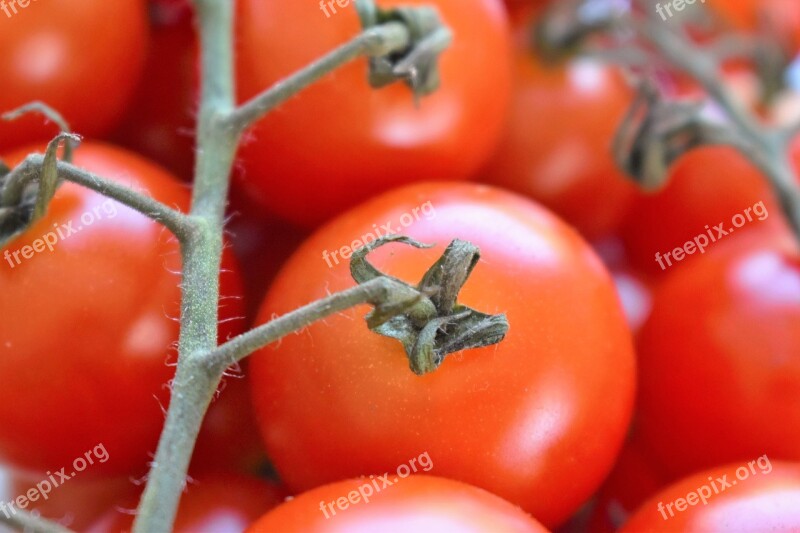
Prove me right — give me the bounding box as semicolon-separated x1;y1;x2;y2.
131;1;433;531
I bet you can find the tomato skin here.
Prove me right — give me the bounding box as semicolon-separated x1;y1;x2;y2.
620;461;800;532
249;182;635;527
234;0;512;228
636;230;800;480
621;147;787;276
482;56;637;239
89;474;285;533
0;1;148;150
247;475;548;533
0;143;244;476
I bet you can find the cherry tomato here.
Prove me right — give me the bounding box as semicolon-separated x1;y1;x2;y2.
89;474;284;533
234;0;512;228
0;0;148;150
111;8;198;180
621;461;800;532
636;230;800;480
621;146;788;276
482;10;637;239
0;142;244;476
247;475;548;533
706;0;800;55
249;183;635;527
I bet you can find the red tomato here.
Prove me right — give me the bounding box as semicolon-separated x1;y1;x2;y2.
636;230;800;480
89;474;284;533
249;183;635;527
234;0;512;228
0;143;244;476
482;56;637;238
621;461;800;532
247;475;549;533
0;1;148;150
621;146;787;276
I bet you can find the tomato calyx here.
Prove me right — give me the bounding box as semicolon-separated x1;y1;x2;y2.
351;235;509;375
0;134;75;247
356;2;451;98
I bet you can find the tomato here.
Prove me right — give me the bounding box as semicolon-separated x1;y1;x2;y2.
0;1;148;150
234;0;512;228
636;230;800;480
481;10;637;239
111;8;198;180
247;475;548;532
620;461;800;532
249;183;635;527
621;146;788;276
89;474;284;533
0;143;244;476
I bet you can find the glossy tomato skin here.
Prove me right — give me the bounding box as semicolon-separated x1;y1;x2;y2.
0;143;243;476
620;461;800;532
622;146;787;276
636;230;800;480
249;183;636;527
89;474;285;533
0;1;148;150
247;475;548;533
234;0;512;228
482;11;637;239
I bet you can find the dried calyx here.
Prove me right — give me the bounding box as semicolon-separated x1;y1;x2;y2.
350;235;509;376
355;0;452;98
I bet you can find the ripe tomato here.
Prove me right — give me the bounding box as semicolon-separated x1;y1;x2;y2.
0;0;148;150
621;146;788;276
234;0;512;228
0;143;244;476
249;183;635;527
247;475;548;532
482;11;637;239
111;7;198;180
89;474;285;533
636;230;800;480
621;461;800;532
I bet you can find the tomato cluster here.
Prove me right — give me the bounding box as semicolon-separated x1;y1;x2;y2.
2;0;800;531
